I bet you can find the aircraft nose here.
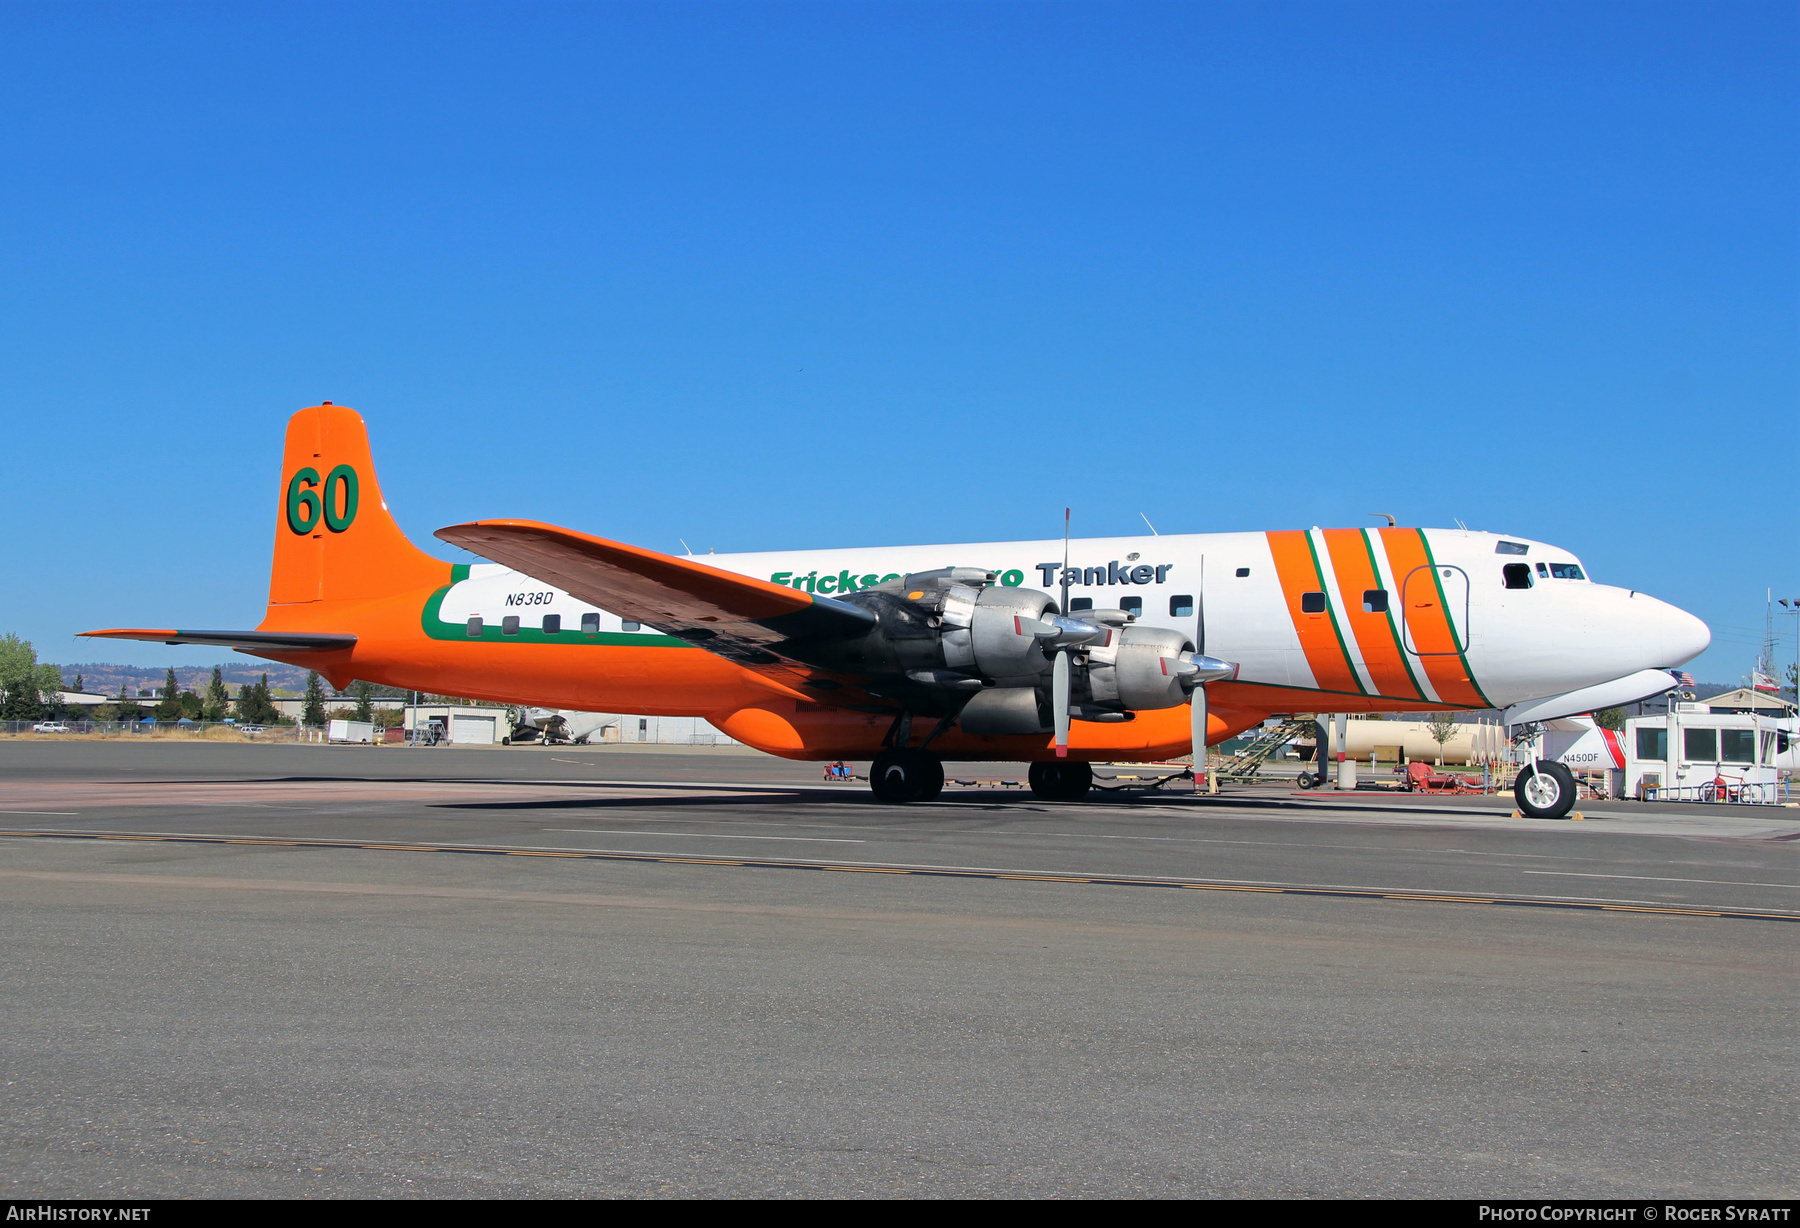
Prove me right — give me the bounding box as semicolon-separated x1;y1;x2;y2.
1630;592;1710;668
1662;604;1711;667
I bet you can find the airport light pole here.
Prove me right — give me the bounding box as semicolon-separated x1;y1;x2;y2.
1780;600;1799;715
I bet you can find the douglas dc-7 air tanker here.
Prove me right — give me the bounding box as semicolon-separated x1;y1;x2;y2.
86;404;1710;818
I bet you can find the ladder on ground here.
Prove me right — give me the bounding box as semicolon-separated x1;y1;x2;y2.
1212;716;1317;784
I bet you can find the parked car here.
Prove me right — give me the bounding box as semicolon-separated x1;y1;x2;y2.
30;722;70;733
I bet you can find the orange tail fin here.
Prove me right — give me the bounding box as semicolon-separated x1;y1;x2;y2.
268;404;450;609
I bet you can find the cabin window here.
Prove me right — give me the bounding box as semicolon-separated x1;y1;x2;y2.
1720;729;1755;764
622;620;641;632
1495;541;1529;555
502;616;520;636
542;614;561;634
1119;596;1143;616
1636;727;1666;760
1503;564;1533;589
1170;595;1194;617
1235;567;1250;578
580;613;599;634
465;617;483;638
1683;728;1716;761
1363;589;1388;614
1548;563;1585;580
1070;597;1094;612
1300;591;1326;614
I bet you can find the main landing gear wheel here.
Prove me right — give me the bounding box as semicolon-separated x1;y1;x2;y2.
1515;761;1577;819
1028;761;1093;802
869;749;944;804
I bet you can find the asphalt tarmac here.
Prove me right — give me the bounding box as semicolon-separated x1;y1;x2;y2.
1;740;1795;1198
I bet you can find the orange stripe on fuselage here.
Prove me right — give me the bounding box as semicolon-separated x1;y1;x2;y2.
1265;531;1363;696
1320;529;1425;702
1376;528;1486;707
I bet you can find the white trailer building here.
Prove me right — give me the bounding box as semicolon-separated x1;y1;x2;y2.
1623;709;1794;803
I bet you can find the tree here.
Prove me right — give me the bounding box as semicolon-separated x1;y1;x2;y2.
116;682;144;723
154;667;183;720
0;634;59;722
1594;708;1626;732
1426;712;1460;766
235;675;281;725
72;673;83;693
204;666;229;721
302;671;328;726
351;679;375;723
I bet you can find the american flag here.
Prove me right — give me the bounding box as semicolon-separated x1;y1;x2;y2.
1677;671;1695;687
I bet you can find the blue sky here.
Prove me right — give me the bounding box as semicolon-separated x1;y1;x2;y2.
1;1;1794;685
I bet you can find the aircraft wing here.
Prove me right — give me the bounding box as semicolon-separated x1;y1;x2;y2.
434;519;881;702
81;629;357;653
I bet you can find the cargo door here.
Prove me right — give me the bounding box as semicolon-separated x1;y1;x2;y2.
1400;565;1470;656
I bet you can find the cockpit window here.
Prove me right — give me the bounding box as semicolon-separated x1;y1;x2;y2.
1503;563;1533;590
1495;541;1529;555
1548;562;1585;580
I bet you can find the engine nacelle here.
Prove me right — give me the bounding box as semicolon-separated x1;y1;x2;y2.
812;570;1058;688
1084;624;1194;712
958;687;1052;735
939;582;1059;685
791;570;1206;725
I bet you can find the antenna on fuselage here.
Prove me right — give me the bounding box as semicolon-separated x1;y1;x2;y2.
1140;512;1159;535
1369;512;1396;527
679;539;694;557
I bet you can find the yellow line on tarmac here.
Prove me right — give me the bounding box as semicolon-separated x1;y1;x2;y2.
1;829;1793;925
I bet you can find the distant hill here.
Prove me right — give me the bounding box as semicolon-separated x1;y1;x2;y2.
56;662;319;698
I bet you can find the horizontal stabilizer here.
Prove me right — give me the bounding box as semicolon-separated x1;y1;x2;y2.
81;629;357;653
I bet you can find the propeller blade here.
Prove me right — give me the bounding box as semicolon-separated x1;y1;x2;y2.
1053;650;1071;758
1191;683;1208;790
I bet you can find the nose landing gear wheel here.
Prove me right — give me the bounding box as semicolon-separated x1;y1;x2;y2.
1515;761;1577;819
1028;761;1093;801
869;749;945;804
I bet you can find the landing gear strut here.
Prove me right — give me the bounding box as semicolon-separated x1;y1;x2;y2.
868;749;945;804
1028;761;1092;802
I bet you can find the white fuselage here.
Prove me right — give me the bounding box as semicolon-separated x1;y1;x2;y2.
437;526;1709;712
